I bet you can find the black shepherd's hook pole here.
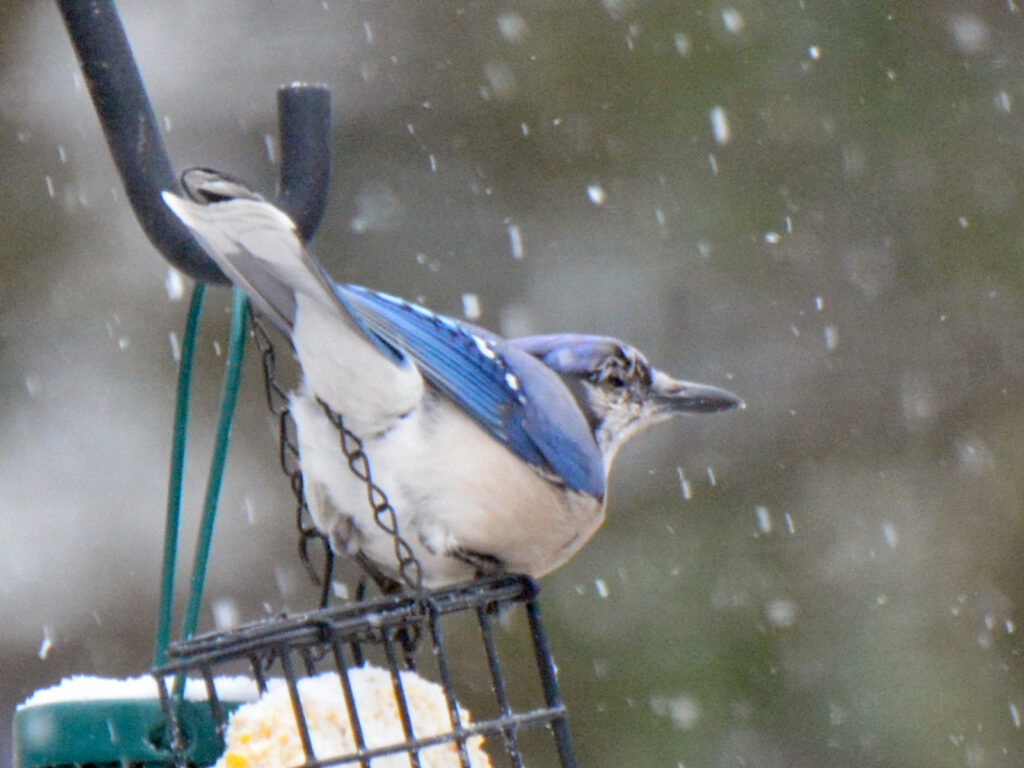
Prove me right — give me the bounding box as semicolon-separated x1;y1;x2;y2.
56;0;332;281
276;84;332;244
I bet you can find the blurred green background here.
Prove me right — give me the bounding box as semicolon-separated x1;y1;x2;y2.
2;0;1024;766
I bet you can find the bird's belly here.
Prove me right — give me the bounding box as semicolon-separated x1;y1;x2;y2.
290;392;605;587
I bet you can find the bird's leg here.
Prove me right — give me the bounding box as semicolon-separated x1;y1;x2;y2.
452;547;508;579
351;553;423;668
353;551;406;596
296;529;335;609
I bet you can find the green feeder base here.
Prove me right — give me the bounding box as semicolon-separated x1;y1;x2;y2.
13;698;239;768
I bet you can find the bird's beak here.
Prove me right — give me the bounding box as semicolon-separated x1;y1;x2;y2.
650;370;745;414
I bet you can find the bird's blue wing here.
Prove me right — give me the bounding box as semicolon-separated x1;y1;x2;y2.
335;284;604;496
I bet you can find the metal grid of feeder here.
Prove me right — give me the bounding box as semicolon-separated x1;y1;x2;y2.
153;575;576;768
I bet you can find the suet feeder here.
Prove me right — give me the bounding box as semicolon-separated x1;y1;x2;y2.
14;3;579;767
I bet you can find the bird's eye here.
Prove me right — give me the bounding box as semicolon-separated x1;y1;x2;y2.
604;371;627;388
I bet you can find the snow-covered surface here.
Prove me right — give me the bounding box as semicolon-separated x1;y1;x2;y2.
215;668;492;768
17;674;260;709
20;668;493;766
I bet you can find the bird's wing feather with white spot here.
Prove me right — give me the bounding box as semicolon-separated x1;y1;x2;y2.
338;285;604;495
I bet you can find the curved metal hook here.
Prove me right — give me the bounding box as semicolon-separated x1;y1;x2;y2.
57;0;332;282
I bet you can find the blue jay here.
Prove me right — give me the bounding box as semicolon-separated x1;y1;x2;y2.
163;168;742;588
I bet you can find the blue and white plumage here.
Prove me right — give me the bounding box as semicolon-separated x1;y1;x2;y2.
162;168;742;587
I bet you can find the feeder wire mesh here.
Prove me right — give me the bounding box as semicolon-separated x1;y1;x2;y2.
153;575;577;768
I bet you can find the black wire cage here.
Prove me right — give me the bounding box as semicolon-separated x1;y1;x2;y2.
153;575;576;768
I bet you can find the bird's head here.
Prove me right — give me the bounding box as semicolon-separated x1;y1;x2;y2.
511;334;743;468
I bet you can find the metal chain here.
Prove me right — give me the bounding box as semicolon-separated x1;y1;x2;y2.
316;402;423;592
249;309;334;602
247;308;424;595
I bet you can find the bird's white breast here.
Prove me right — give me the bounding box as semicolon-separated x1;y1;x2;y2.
289;389;605;587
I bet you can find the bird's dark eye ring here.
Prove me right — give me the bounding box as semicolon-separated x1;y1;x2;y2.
605;373;627;388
